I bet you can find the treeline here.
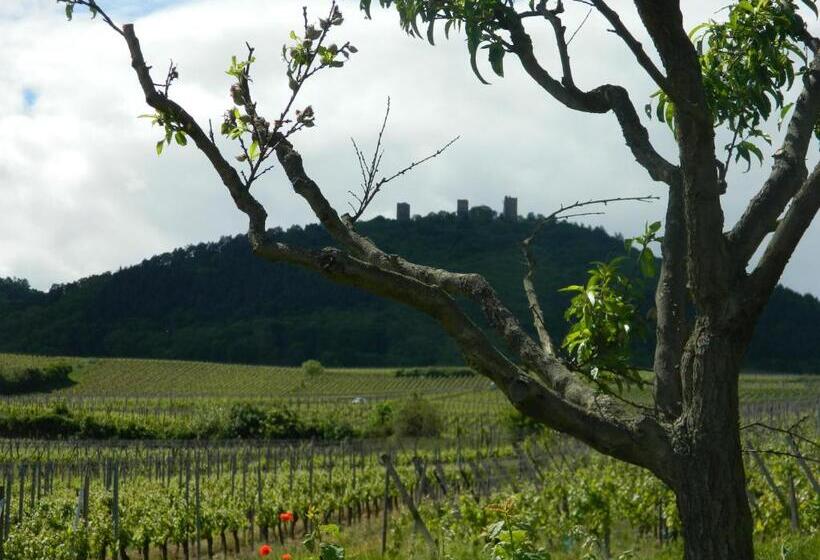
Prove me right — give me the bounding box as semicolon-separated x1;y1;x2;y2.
0;214;818;371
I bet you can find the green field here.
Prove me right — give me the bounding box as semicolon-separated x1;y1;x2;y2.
0;354;494;399
2;353;818;402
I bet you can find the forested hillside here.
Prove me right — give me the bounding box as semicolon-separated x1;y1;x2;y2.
1;212;818;371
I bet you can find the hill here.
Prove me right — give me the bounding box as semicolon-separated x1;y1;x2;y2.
1;213;818;371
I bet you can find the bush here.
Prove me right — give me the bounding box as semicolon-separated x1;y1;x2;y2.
301;359;325;376
367;402;395;437
228;403;268;438
0;363;73;395
394;394;443;437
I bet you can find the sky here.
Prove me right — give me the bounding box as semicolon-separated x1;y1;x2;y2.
0;0;818;298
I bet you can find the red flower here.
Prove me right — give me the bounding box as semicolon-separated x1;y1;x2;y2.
259;544;272;557
279;511;294;523
281;554;293;560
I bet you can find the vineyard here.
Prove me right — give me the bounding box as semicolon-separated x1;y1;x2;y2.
0;427;817;560
0;353;818;558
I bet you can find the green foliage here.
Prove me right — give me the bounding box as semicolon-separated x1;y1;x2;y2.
560;258;643;392
367;401;395;437
560;222;661;393
303;519;346;560
0;363;73;395
360;0;509;84
227;401;268;438
138;111;187;157
393;393;443;437
302;359;326;376
650;0;819;168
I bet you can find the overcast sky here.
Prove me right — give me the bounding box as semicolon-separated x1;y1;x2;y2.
1;0;818;298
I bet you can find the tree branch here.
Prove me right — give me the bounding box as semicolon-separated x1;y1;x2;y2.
746;161;820;302
252;239;673;478
588;0;671;94
121;24;269;241
728;51;820;271
347;104;459;224
522;220;558;358
632;0;729;314
652;184;687;419
499;6;681;188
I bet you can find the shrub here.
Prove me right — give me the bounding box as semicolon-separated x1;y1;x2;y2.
301;359;325;376
0;363;73;395
367;402;395;437
228;403;267;438
394;394;443;437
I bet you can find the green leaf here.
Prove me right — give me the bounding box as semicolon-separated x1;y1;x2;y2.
65;3;74;21
488;42;505;77
248;140;260;161
156;140;164;156
466;21;489;85
174;131;187;146
360;0;373;19
319;543;345;560
639;250;656;278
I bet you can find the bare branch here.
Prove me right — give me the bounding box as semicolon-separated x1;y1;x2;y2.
567;8;593;46
587;0;671;94
743;448;820;464
347;98;459;222
741;419;820;451
522;221;557;358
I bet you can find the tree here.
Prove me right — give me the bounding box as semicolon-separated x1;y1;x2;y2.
59;1;819;558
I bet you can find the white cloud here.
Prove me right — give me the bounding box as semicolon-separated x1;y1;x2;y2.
0;0;817;298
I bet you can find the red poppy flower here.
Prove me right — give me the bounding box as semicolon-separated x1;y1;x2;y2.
259;544;272;557
279;511;294;522
281;554;293;560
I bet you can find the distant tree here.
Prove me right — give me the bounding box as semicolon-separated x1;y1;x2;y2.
301;359;324;377
61;1;820;557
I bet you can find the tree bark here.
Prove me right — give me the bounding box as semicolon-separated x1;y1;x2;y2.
675;445;753;559
672;322;754;560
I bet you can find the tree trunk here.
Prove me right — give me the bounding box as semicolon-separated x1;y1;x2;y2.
675;445;753;559
673;322;754;560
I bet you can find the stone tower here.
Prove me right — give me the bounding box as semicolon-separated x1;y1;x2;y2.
396;202;410;222
457;199;469;220
503;196;518;222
